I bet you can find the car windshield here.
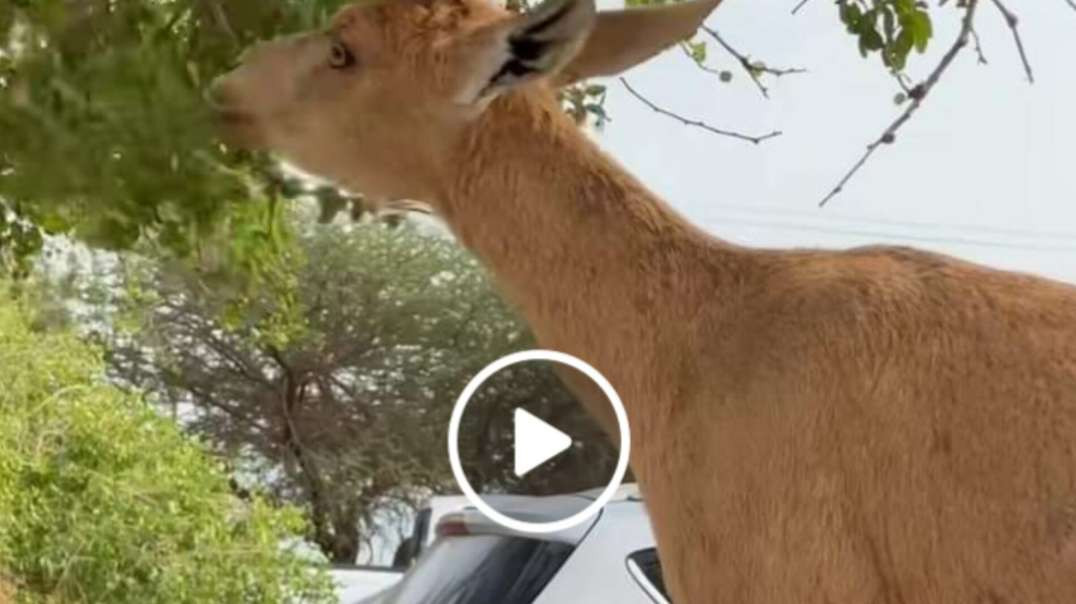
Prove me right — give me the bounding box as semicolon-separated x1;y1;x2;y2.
382;534;573;604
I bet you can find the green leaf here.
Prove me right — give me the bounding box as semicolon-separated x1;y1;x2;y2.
911;10;933;53
840;2;864;32
686;40;707;64
895;28;915;64
861;26;884;53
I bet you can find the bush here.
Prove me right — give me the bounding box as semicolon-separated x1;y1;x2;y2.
0;289;333;603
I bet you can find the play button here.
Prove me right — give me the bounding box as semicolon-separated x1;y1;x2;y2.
514;408;573;477
448;349;631;534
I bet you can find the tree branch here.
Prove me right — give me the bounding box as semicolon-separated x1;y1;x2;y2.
990;0;1034;83
277;366;336;557
819;0;982;207
700;26;806;99
791;0;811;15
184;384;272;439
619;78;782;145
970;27;989;64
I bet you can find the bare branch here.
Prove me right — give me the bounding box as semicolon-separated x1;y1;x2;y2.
819;0;982;207
700;26;806;99
970;27;989;64
619;78;782;144
990;0;1034;83
1066;0;1076;11
791;0;811;15
892;71;913;94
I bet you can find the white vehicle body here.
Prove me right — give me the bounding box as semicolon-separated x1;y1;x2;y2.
357;484;670;604
331;566;408;603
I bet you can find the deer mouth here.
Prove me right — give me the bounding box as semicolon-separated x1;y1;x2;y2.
211;110;263;150
206;101;263;149
211;106;255;127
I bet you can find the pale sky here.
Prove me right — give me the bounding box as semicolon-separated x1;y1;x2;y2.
590;0;1076;284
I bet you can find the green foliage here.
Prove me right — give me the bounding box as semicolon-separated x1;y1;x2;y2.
561;83;610;127
685;40;707;63
838;0;934;71
0;212;43;279
0;0;347;277
0;287;333;603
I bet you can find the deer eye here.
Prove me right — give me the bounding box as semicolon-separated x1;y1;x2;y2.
329;41;355;69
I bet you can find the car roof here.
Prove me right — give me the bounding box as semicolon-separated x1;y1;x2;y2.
442;484;645;544
424;482;640;509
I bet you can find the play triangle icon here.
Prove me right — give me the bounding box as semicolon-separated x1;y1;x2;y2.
513;408;573;477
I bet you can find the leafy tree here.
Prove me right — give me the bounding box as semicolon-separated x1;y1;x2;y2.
0;284;334;604
2;0;1060;275
78;215;615;563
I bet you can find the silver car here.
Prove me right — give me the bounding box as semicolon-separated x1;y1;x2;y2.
358;485;669;604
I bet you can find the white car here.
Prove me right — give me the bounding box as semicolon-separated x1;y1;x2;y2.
358;484;669;604
331;566;408;602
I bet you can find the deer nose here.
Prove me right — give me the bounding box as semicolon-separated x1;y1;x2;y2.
205;76;239;110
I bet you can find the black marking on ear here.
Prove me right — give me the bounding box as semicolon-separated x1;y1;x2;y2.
510;35;553;63
486;34;554;90
489;58;539;88
480;0;592;96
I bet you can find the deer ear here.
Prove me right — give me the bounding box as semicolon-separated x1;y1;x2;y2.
455;0;596;104
554;0;723;86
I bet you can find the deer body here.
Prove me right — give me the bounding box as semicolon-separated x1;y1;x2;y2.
449;86;1076;604
209;0;1076;600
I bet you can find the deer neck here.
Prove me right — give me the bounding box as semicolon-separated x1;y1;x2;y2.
438;90;744;405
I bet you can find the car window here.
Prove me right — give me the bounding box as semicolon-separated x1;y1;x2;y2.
626;548;670;603
384;534;573;604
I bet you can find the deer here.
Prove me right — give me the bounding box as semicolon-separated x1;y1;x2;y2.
207;0;1076;600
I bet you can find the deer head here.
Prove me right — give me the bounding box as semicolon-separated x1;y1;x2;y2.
207;0;722;204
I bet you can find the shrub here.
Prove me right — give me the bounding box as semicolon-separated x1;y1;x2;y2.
0;290;333;603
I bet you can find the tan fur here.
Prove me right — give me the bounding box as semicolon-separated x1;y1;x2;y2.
209;0;1076;601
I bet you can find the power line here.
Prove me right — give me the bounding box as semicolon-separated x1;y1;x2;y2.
701;201;1076;243
707;215;1076;253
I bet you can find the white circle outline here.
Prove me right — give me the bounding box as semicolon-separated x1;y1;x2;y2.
447;349;631;534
